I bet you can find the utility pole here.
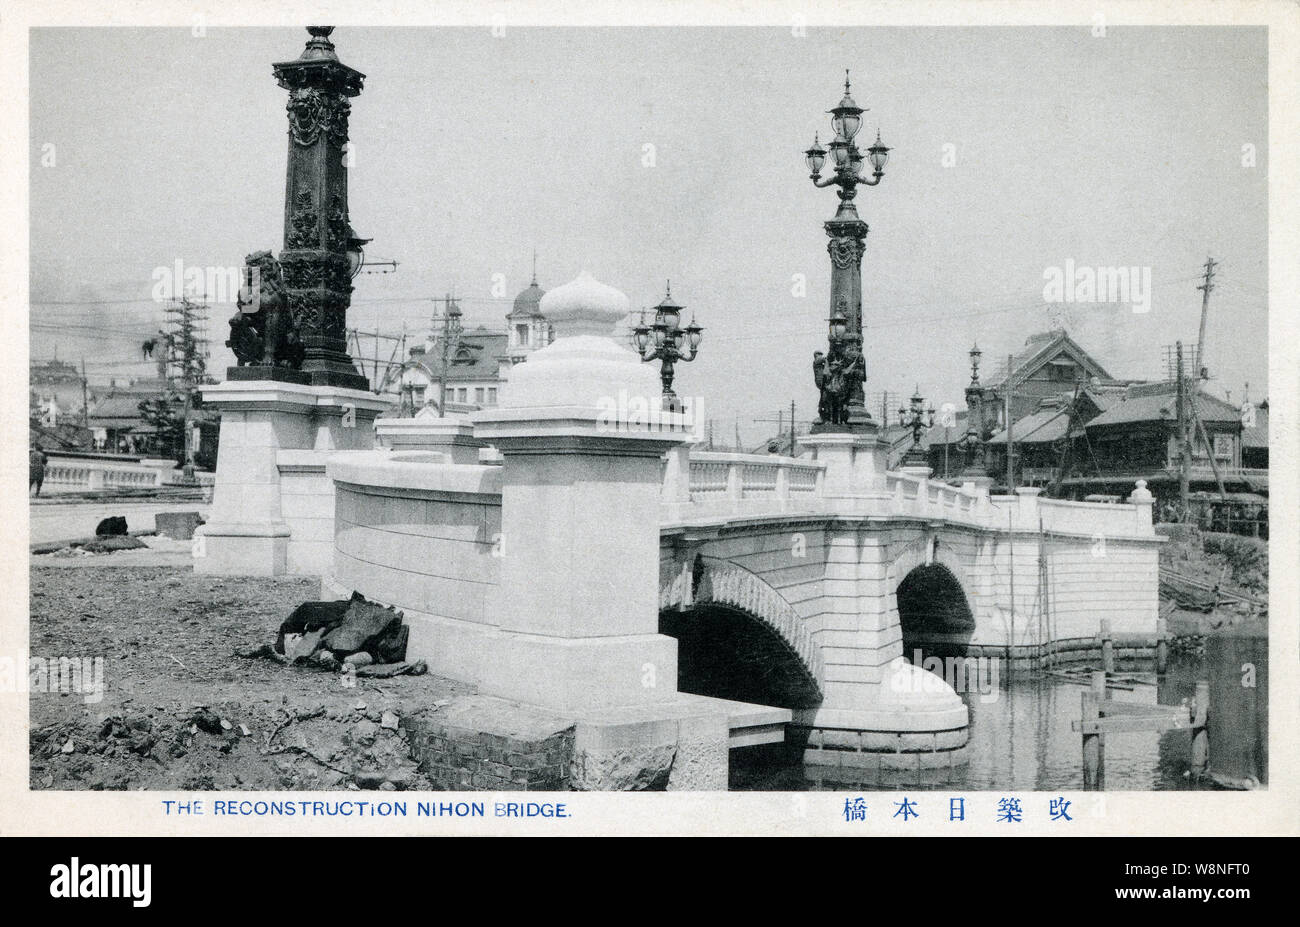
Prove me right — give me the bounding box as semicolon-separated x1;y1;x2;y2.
347;327;408;397
1195;256;1217;379
1176;341;1190;511
80;357;89;428
1005;353;1015;492
1189;392;1229;501
430;294;463;414
165;295;208;481
753;402;806;455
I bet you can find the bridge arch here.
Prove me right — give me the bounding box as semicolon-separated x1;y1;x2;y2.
659;556;824;709
887;535;977;659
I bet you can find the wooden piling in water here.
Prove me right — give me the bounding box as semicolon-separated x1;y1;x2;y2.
1099;619;1114;674
1205;623;1267;788
1082;670;1107;789
1190;679;1210;782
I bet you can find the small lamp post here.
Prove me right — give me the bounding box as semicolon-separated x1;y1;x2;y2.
634;282;703;411
899;386;935;467
958;342;991;479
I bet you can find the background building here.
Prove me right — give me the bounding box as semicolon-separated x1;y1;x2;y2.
398;273;551;413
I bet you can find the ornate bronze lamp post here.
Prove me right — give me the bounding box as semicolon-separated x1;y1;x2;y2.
633;283;703;411
227;26;370;390
806;71;890;432
898;387;935;467
958;342;992;479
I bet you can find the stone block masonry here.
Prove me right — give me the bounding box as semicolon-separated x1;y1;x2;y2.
789;721;970;773
398;694;733;791
401;697;575;792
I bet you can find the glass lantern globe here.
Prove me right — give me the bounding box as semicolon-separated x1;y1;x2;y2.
829;76;864;143
828;309;848;341
804;134;827;175
685;319;703;350
828;139;850;169
867;131;890;174
346;244;364;278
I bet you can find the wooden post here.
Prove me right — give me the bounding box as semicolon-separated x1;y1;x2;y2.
1099;618;1114;674
1155;618;1169;674
1190;678;1210;782
1082;674;1105;790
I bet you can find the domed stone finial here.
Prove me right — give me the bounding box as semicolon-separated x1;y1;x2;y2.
1130;479;1153;504
491;272;662;412
537;271;630;339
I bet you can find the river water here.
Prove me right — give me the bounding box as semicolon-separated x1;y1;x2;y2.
730;653;1209;791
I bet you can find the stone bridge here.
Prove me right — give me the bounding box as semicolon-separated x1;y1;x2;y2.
656;446;1159;768
196;271;1161;782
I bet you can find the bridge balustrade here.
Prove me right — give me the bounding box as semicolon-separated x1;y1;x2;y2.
666;448;1150;537
39;460;168;494
680;452;827;515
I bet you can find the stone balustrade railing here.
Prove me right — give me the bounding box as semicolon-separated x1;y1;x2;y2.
681;451;826;502
883;468;983;522
661;447;1155;538
40;459;213;494
43;460;162;493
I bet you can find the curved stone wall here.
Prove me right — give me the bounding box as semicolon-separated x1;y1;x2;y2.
325;451;504;684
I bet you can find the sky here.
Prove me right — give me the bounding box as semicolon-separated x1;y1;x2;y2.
28;26;1268;446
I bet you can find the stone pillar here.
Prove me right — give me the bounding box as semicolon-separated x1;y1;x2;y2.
194;381;391;575
472;272;693;714
801;431;889;495
1014;485;1043;529
1128;478;1155;533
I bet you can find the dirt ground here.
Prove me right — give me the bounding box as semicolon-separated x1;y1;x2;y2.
1157;526;1267;639
28;560;474;791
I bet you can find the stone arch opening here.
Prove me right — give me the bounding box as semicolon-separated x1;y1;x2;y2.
658;556;824;710
660;604;822;709
896;563;976;662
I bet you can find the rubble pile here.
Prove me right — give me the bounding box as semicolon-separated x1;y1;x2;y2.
32;701;428;791
269;592;427;680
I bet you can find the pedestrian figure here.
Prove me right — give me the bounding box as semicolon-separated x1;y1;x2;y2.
29;446;48;497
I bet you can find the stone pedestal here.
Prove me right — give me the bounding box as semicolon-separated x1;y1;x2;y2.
801;430;889;495
472;272;693;714
194;380;392;575
374;410;486;464
960;474;995;494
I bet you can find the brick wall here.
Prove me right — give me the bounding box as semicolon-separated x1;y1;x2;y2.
402;713;574;791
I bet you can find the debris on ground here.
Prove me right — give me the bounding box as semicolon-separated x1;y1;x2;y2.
154;511;204;540
80;535;147;553
29;565;473;791
95;515;129;537
267;592;413;682
1157;525;1267;638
